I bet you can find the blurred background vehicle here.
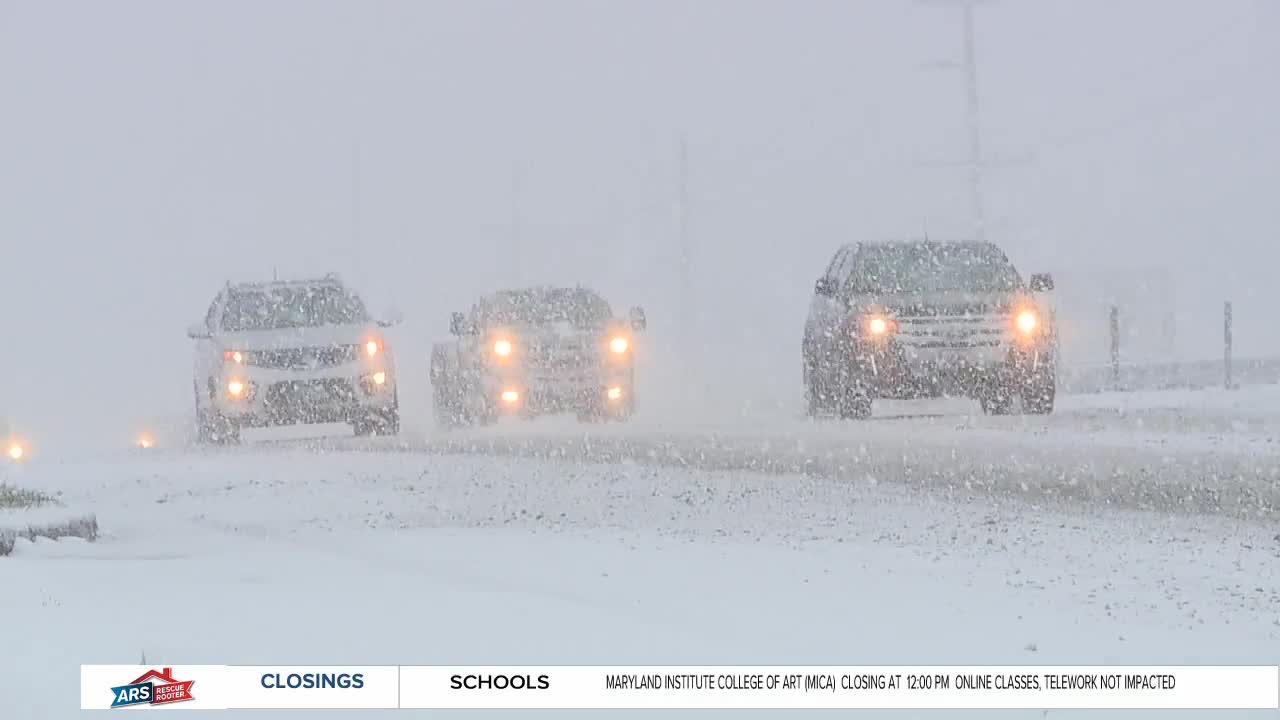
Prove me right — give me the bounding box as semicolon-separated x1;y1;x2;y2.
431;286;646;427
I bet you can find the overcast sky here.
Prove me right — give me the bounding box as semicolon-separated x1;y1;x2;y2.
0;0;1274;447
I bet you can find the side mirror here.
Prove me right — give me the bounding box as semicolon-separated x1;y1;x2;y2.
186;322;210;339
377;308;404;328
814;277;835;297
628;306;647;332
449;312;467;336
1029;273;1055;292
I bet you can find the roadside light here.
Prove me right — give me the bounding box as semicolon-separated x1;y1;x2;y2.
1015;310;1039;334
607;386;623;401
6;442;23;461
223;350;243;364
609;336;629;354
500;389;520;404
365;340;380;357
493;339;513;357
373;371;386;385
227;379;245;397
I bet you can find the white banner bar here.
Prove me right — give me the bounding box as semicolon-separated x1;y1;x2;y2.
82;665;1280;710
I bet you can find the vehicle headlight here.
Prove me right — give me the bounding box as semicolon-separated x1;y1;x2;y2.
6;442;23;461
493;339;513;357
865;315;895;336
365;340;380;357
609;336;629;354
1015;310;1038;334
227;379;246;397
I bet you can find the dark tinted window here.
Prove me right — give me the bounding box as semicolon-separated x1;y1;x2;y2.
481;288;612;327
846;243;1022;294
221;285;369;331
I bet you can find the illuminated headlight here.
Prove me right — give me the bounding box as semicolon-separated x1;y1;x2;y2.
6;443;23;461
365;340;380;357
864;315;895;336
607;386;623;401
227;379;246;397
609;336;629;354
500;389;520;404
373;371;387;386
1015;310;1038;334
137;435;154;449
493;339;513;357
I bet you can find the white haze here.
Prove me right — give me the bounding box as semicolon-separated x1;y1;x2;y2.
0;0;1275;448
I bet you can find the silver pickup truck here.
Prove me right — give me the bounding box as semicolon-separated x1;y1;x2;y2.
430;287;646;427
802;240;1056;418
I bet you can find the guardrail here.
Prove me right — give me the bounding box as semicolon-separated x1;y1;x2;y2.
1060;356;1280;395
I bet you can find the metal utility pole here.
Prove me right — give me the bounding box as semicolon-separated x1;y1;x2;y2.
510;162;522;287
919;0;991;242
677;136;691;357
959;1;986;242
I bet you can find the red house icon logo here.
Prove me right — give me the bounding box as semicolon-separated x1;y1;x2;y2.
110;667;195;707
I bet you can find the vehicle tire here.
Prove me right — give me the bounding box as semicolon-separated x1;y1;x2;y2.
433;384;461;430
804;363;835;418
354;408;400;437
979;386;1016;415
835;374;872;420
1021;369;1056;415
197;408;241;445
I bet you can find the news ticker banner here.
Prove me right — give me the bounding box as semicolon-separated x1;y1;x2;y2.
82;665;1280;710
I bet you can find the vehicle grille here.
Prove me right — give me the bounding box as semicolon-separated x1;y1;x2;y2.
525;340;598;374
263;379;357;421
895;314;1009;350
245;345;359;370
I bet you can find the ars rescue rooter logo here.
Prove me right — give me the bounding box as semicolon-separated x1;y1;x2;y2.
110;667;196;708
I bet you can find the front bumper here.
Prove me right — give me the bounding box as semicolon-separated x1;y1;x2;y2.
213;364;397;426
854;340;1050;399
483;368;632;415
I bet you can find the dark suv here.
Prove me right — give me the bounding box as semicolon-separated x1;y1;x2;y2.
801;240;1056;418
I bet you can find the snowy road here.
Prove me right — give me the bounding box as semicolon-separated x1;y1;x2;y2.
3;412;1280;719
256;386;1280;520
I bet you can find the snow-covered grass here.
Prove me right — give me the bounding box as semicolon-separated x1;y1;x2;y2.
1;481;99;556
4;446;1279;719
0;482;55;509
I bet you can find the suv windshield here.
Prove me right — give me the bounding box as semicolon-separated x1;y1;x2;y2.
221;285;369;331
480;288;612;328
846;242;1022;294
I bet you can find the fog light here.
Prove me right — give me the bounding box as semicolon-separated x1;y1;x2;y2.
227;379;245;397
500;389;520;404
373;371;386;385
607;386;623;401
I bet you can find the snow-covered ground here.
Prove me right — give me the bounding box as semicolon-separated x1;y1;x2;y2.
3;412;1279;718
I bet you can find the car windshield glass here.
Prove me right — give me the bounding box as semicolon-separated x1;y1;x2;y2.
482;289;612;327
221;286;369;331
846;243;1022;294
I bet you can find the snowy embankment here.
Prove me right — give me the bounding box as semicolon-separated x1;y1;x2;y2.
3;443;1279;719
309;386;1280;521
0;481;98;556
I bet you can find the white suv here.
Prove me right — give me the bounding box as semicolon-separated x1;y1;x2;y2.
187;275;400;443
